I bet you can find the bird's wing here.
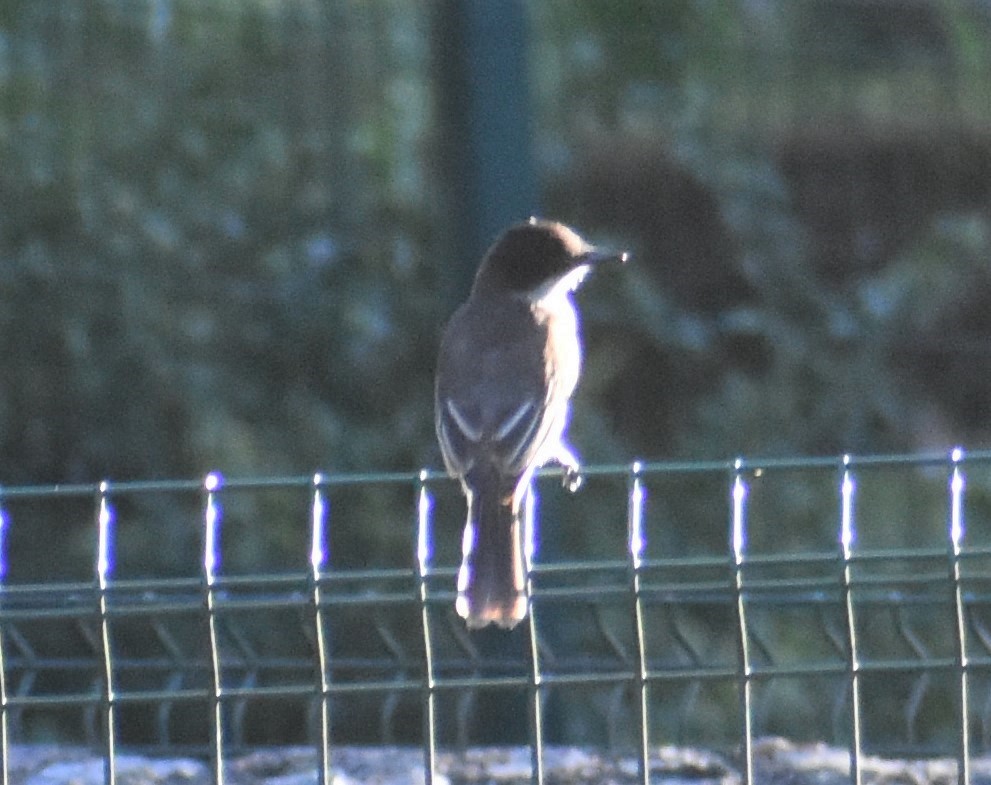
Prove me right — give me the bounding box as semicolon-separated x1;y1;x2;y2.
434;301;552;478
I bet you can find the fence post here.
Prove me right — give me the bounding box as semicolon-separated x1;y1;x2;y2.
203;472;225;785
627;462;650;785
839;456;863;785
0;493;9;785
524;484;545;785
948;449;970;785
730;459;754;785
416;470;439;785
95;482;117;785
310;474;333;785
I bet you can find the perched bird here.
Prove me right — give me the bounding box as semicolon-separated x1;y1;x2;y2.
435;218;628;629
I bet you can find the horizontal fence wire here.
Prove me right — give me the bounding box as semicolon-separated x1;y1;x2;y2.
2;449;991;785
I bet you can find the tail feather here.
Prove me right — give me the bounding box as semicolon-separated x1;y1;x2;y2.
456;484;527;629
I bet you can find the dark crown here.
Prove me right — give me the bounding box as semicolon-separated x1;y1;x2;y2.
473;220;591;294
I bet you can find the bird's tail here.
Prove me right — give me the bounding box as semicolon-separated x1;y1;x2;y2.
456;479;527;629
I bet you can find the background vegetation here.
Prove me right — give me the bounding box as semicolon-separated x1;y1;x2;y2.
1;0;990;754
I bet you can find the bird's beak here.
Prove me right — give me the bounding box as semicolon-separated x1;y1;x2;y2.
581;247;630;266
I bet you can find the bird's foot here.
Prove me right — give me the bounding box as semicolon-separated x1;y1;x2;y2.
563;464;583;493
555;445;583;493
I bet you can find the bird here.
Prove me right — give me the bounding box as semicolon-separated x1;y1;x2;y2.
434;218;628;629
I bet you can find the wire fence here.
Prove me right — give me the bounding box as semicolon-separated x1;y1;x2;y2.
2;450;991;785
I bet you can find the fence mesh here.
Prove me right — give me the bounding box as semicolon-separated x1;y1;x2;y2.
2;450;991;785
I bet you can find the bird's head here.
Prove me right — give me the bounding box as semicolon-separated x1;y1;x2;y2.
472;218;628;302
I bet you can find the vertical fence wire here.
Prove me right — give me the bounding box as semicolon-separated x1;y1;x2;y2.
0;492;8;785
416;470;438;785
839;457;863;785
96;482;117;785
524;484;545;785
949;449;970;785
627;462;650;785
203;472;225;785
731;460;754;785
310;474;332;785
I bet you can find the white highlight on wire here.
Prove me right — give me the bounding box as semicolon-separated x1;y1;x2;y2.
417;470;433;578
732;459;748;565
524;484;539;570
97;481;114;585
950;447;966;553
841;455;856;559
0;500;9;583
311;473;328;573
629;461;646;569
203;472;222;583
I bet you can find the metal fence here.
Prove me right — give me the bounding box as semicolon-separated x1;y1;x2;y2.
2;450;991;785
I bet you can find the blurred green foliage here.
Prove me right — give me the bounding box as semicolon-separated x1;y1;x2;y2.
1;0;440;487
2;0;991;752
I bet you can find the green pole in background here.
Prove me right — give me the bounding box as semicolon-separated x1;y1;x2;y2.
433;0;539;299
